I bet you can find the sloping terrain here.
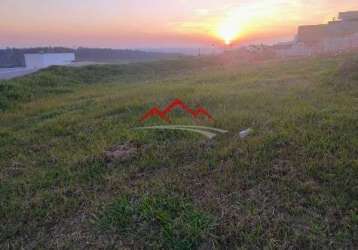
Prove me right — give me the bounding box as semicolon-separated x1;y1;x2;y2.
0;55;357;249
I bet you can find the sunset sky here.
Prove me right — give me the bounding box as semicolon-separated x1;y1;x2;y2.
1;0;358;48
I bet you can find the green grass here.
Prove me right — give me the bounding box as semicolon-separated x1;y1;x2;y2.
98;194;214;249
0;54;357;249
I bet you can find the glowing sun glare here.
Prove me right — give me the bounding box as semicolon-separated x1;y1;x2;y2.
218;18;240;45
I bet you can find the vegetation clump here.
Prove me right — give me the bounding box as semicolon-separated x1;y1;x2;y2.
98;194;214;249
336;56;358;88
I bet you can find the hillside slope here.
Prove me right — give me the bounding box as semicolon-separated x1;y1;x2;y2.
0;55;357;249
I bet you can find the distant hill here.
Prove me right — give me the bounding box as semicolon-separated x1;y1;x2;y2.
75;48;181;63
0;47;182;67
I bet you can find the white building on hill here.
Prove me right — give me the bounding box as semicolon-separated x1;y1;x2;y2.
24;53;75;69
274;11;358;57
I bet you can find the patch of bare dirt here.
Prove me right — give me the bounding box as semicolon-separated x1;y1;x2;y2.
104;143;138;165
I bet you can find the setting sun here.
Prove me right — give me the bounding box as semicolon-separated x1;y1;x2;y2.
218;19;241;45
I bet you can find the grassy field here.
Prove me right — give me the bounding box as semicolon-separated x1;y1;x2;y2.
0;54;357;249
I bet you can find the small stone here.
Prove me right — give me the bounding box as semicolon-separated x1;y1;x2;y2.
239;128;253;138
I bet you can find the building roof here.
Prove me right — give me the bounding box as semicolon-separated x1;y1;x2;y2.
24;52;74;56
